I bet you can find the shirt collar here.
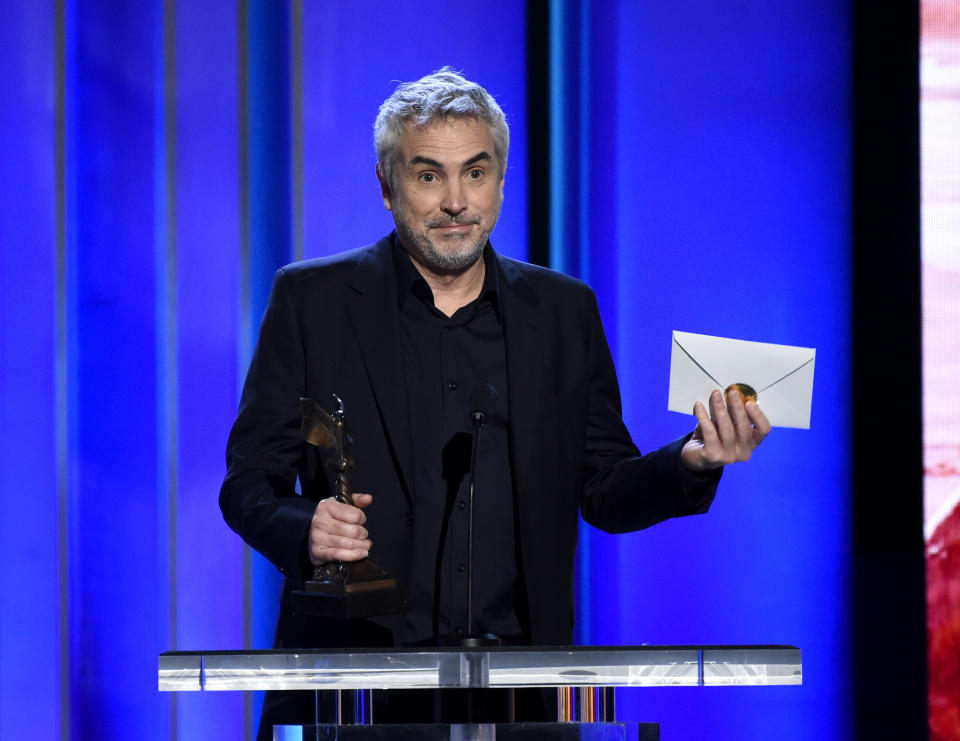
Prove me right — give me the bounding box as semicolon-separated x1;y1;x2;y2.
391;232;502;322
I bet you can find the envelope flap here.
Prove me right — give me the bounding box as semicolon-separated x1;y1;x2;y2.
747;360;816;428
672;331;815;392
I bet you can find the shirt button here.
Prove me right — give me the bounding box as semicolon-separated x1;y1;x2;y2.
448;381;457;391
457;501;466;511
403;512;414;527
457;562;466;573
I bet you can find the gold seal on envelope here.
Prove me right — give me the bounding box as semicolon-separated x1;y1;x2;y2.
724;383;758;405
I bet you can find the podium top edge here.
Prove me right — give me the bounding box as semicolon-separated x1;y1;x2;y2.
160;644;800;657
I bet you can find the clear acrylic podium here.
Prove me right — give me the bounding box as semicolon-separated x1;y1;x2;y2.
159;645;801;740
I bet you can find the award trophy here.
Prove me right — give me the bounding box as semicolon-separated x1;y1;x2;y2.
290;394;403;618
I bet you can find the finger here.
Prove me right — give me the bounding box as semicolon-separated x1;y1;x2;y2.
310;529;371;562
745;401;772;441
324;500;367;526
312;531;372;553
710;389;736;450
317;518;368;540
693;400;718;450
352;493;373;510
725;389;754;450
312;545;370;564
311;507;369;541
315;496;368;522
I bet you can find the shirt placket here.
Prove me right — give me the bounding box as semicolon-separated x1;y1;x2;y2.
440;318;473;634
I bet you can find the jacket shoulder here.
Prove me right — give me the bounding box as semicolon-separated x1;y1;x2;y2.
275;236;391;288
497;254;597;309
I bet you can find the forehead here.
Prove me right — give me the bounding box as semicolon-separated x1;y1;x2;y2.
398;117;496;163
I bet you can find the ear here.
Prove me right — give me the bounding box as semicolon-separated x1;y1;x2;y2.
498;157;507;200
376;163;393;211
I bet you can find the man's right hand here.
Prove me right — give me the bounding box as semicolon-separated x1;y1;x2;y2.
308;494;373;565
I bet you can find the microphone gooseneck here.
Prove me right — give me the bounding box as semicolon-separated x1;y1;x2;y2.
466;383;497;639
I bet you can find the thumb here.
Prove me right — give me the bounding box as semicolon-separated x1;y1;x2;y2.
352;492;373;510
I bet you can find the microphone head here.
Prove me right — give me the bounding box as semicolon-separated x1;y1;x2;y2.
469;383;498;425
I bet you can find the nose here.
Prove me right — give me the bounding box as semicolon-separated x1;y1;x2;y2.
440;180;466;216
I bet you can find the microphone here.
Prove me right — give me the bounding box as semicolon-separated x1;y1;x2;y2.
469;383;498;427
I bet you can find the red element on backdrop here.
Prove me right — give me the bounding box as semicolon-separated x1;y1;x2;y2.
928;501;960;741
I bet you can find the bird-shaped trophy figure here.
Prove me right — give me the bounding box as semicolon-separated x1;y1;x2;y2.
290;394;401;618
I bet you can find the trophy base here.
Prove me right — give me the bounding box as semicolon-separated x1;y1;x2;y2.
291;559;404;618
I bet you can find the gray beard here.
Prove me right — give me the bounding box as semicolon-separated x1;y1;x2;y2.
394;217;494;275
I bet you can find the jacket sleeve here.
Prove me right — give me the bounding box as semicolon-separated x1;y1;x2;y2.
219;267;316;583
577;290;721;533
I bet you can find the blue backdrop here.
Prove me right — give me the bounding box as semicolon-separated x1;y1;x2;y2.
0;1;850;739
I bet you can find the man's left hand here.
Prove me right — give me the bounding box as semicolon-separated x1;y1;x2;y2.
681;388;771;472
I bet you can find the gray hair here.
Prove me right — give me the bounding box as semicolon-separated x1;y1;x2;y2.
374;67;509;187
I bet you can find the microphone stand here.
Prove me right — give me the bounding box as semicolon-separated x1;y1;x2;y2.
464;407;500;648
438;406;501;648
436;385;502;725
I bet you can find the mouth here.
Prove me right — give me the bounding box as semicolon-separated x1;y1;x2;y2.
428;218;480;232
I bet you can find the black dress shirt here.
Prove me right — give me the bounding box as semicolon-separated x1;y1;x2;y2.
392;238;523;645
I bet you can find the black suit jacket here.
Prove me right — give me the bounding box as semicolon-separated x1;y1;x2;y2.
220;233;719;648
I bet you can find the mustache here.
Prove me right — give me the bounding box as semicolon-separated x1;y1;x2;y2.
427;216;481;228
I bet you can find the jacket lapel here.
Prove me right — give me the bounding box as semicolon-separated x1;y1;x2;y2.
344;237;415;505
497;255;546;521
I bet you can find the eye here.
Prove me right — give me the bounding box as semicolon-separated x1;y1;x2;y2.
467;168;485;181
419;172;437;184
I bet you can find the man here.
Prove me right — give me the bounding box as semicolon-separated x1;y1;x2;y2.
220;68;770;732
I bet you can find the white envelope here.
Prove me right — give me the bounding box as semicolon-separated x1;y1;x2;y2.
668;331;816;429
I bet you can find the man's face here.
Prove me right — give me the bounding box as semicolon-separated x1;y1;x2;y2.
378;117;505;275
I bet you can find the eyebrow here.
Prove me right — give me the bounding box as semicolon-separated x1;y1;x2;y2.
408;151;494;171
463;151;493;167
